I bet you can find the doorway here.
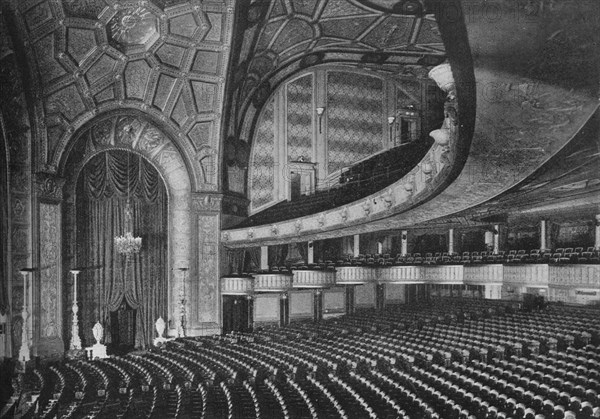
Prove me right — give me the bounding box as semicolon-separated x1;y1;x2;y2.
222;296;252;334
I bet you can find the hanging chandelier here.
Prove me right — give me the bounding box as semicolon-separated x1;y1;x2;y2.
114;153;142;255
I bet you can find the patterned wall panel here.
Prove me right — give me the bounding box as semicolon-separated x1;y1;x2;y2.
196;214;220;327
286;74;313;162
249;97;276;210
326;71;384;174
39;203;61;343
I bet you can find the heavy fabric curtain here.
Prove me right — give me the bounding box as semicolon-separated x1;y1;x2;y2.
268;244;288;267
76;151;167;349
245;248;261;272
225;248;245;275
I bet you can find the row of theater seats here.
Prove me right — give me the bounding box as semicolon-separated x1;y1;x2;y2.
338;138;432;191
250;246;600;275
10;299;600;419
338;247;600;267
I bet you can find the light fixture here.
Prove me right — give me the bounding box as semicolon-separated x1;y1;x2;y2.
429;128;451;146
316;107;325;133
428;63;456;99
114;153;142;255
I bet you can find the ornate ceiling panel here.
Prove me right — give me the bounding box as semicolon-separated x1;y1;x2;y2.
223;0;446;157
7;0;234;192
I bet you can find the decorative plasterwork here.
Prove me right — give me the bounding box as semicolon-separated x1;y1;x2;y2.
60;113;193;335
224;0;447;175
39;203;62;341
10;0;235;192
191;192;222;212
223;109;458;247
35;173;66;201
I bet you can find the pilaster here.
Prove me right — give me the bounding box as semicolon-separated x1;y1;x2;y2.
189;192;222;336
34;172;66;358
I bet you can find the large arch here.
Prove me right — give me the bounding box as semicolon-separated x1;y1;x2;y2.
59;111;193;343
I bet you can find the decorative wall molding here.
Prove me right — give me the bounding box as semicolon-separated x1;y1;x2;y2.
10;0;235;193
191;193;222;213
35;173;66;201
225;264;600;299
38;203;63;356
192;213;220;333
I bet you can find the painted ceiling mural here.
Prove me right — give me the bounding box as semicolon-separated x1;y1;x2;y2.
6;0;234;191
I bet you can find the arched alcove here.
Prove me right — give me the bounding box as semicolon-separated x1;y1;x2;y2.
75;150;168;350
60;112;193;348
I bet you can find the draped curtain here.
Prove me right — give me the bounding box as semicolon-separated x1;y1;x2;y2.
268;244;288;267
296;243;308;264
76;151;167;349
245;248;261;272
225;249;245;275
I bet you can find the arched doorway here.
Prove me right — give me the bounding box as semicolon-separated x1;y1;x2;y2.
75;150;168;351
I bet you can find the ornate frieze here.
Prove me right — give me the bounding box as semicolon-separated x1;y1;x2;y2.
192;193;222;213
35;173;66;201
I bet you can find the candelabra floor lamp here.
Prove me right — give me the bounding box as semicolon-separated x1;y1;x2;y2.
18;268;34;367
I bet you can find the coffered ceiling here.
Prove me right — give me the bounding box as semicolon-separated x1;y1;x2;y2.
4;0;234;191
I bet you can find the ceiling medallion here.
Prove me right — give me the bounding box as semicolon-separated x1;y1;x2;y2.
108;6;160;53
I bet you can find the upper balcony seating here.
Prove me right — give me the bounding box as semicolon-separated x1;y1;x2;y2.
317;246;599;269
236;139;433;228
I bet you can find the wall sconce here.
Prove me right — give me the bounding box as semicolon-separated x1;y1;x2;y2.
387;116;395;144
316;107;325;133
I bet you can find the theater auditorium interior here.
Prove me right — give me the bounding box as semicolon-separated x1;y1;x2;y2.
0;0;599;417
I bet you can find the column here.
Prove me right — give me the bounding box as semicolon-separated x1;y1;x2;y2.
401;231;408;256
35;173;66;357
448;228;455;254
308;241;314;264
190;193;222;336
345;285;355;315
353;235;360;257
280;293;289;327
493;224;500;254
260;246;269;270
246;295;254;332
313;290;323;322
540;220;547;251
595;214;600;250
376;284;386;311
